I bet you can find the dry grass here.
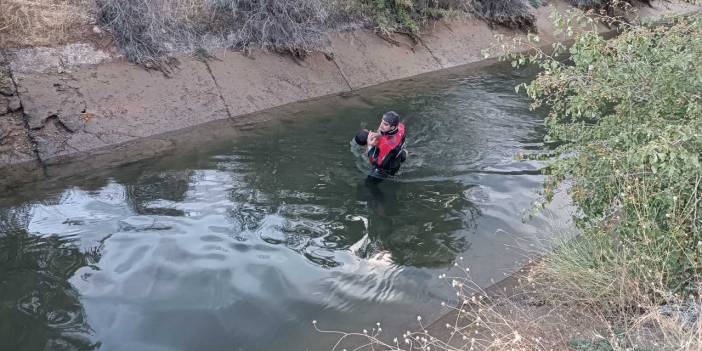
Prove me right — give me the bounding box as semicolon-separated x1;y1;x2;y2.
484;259;702;351
0;0;96;48
471;0;537;31
457;239;702;350
95;0;333;66
0;0;542;61
315;255;701;350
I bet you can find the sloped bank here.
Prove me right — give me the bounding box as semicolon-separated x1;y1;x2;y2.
0;0;698;191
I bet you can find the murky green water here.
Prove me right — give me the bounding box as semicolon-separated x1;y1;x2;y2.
0;63;570;350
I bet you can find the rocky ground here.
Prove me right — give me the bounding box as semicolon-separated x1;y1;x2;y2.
0;52;36;167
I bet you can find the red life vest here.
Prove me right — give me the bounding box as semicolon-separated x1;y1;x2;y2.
368;123;406;170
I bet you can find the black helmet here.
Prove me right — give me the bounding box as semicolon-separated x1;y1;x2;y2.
382;111;400;126
354;130;369;145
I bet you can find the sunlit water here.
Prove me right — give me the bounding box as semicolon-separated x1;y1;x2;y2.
0;63;571;350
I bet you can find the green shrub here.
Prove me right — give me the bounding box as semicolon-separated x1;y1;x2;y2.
508;14;702;295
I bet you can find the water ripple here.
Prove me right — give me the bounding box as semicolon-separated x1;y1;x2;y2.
0;64;574;351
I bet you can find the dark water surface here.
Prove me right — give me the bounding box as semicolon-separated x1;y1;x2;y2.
0;63;570;350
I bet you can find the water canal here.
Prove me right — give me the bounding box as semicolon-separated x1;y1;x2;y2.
0;63;571;350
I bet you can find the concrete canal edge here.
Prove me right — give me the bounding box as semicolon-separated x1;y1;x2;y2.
0;0;699;190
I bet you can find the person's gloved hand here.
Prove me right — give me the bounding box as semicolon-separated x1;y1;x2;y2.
368;131;380;146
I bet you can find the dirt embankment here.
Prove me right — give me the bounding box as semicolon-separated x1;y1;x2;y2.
0;0;699;190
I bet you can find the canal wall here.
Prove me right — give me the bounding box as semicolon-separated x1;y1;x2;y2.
0;0;698;188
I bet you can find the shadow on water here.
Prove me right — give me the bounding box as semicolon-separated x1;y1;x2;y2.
356;178;476;267
0;62;570;350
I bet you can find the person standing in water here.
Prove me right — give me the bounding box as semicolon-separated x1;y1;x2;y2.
355;111;407;180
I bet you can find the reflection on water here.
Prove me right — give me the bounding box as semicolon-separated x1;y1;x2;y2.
0;63;570;350
0;208;99;351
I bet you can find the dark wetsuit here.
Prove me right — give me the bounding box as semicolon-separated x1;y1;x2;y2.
367;122;406;180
